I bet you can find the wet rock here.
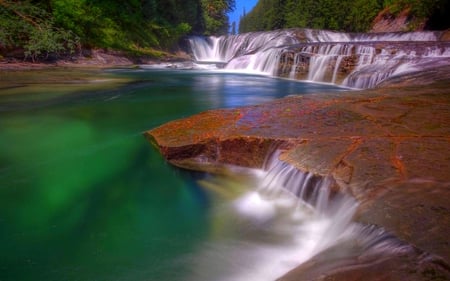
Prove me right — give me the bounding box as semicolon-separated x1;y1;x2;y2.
145;80;450;280
279;242;450;281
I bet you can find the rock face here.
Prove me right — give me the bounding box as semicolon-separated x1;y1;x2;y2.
370;8;423;32
145;79;450;280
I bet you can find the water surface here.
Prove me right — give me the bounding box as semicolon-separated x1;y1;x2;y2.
0;68;345;281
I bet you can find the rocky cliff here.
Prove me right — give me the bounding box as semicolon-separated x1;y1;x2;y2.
371;7;424;32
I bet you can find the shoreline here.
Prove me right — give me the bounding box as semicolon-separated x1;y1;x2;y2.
0;49;192;71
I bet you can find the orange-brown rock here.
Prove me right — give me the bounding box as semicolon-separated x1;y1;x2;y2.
145;80;450;280
370;7;425;33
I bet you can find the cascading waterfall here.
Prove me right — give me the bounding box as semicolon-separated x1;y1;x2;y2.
189;30;299;75
306;44;354;83
289;53;301;79
228;48;286;75
343;45;450;88
185;150;410;281
188;28;450;89
189;30;299;63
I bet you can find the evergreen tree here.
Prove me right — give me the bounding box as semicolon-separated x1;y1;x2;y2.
201;0;235;35
0;0;236;60
239;0;448;33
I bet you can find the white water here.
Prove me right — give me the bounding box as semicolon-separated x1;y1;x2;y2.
189;30;298;63
185;151;408;281
188;28;450;89
306;44;353;82
189;30;298;75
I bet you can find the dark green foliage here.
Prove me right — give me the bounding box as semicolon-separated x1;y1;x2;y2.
343;0;383;32
383;0;449;29
50;0;197;50
240;0;384;32
425;0;450;29
239;0;286;32
0;0;79;61
0;0;235;60
239;0;449;33
201;0;235;35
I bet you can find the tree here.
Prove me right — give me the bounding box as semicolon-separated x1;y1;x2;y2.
0;0;239;60
344;0;382;32
0;0;79;61
231;21;236;35
239;0;448;33
200;0;235;35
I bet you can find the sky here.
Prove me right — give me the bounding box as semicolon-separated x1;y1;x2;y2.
228;0;258;32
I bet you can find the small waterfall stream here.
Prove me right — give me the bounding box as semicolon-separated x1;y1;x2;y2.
182;29;450;279
186;151;411;281
188;29;450;89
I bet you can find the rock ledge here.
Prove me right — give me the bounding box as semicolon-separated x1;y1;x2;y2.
145;81;450;280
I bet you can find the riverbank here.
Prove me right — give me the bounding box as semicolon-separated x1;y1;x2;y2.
2;39;449;279
0;49;192;70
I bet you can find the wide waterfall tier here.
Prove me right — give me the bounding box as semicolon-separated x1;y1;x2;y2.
188;28;450;89
189;30;299;64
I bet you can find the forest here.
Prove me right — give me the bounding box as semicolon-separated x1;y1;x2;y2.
0;0;235;61
239;0;450;33
1;0;449;61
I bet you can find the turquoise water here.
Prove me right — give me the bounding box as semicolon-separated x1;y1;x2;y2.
0;68;344;281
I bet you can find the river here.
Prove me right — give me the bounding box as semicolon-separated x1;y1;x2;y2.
0;68;346;281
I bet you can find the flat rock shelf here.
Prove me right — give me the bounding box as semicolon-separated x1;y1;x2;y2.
146;80;450;280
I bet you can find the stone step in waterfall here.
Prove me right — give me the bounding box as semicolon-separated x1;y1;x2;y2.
188;28;450;89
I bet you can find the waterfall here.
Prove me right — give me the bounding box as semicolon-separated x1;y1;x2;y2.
225;48;286;75
303;28;440;42
306;44;353;82
256;151;358;220
342;45;450;88
242;151;419;279
189;30;299;63
289;53;301;79
185;150;410;281
187;28;450;89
